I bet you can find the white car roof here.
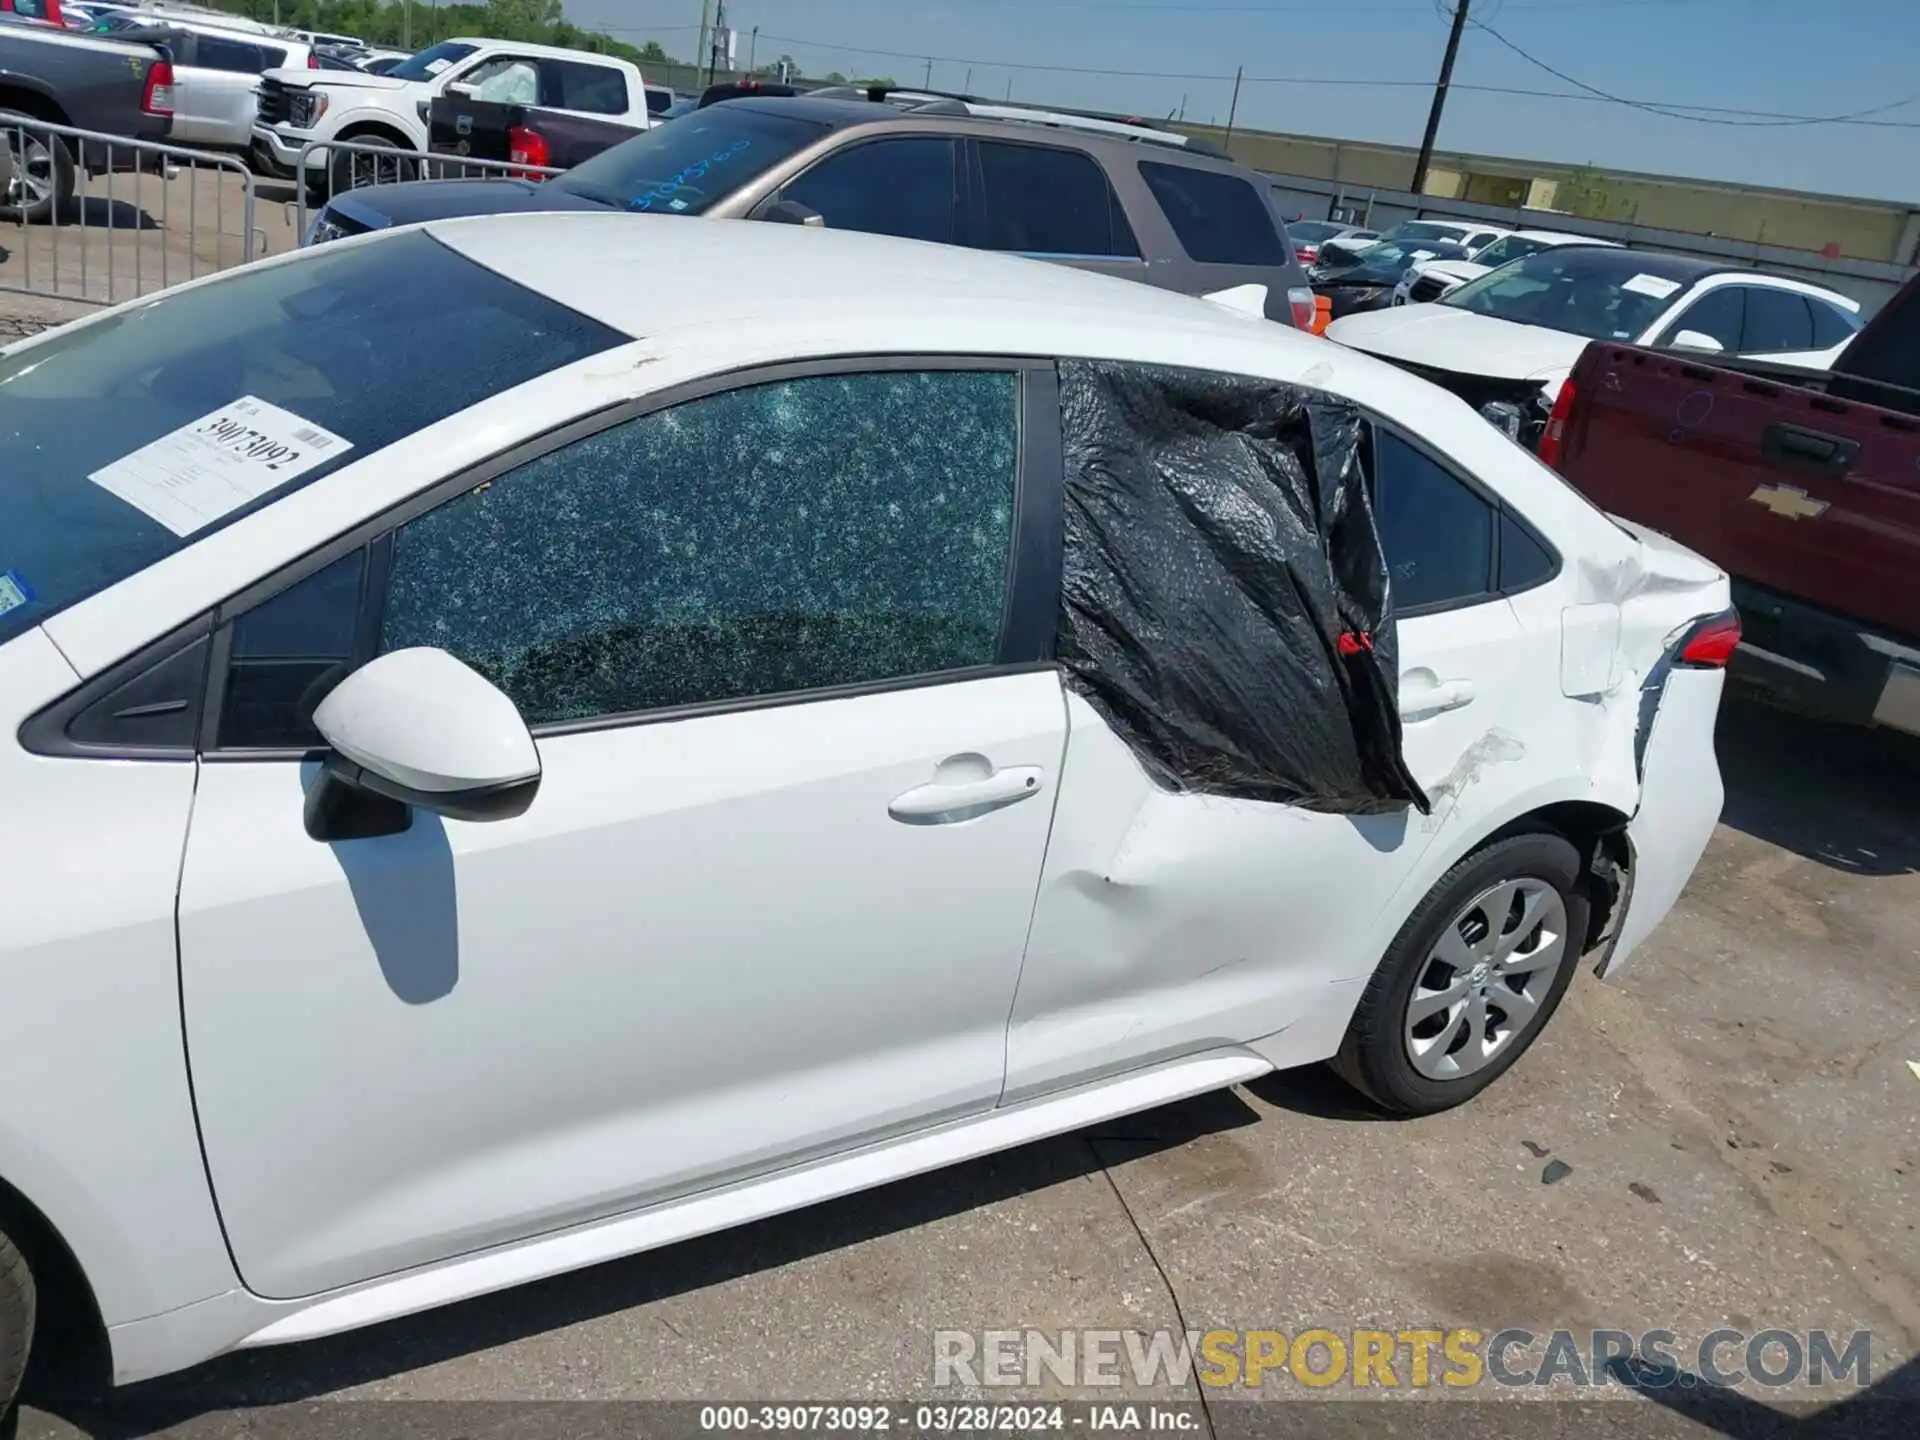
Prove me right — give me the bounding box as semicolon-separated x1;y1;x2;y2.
1511;229;1621;247
441;34;634;63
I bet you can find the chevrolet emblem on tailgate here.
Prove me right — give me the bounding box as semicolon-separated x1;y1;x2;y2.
1749;484;1829;520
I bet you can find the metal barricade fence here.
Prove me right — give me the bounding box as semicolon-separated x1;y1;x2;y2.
291;139;565;247
0;117;261;307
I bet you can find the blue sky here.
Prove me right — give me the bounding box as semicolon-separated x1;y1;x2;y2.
566;0;1918;203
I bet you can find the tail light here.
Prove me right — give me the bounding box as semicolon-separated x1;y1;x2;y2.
1286;286;1315;331
1677;611;1742;668
509;125;552;173
1295;244;1318;265
143;59;175;117
1310;294;1332;337
308;52;320;68
1536;378;1578;469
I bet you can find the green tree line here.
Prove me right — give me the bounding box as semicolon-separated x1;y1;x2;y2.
204;0;676;65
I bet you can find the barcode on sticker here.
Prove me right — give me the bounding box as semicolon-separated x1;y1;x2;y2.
292;427;335;448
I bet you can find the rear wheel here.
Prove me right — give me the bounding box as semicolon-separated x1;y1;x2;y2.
0;112;74;226
1333;830;1588;1116
0;1225;34;1432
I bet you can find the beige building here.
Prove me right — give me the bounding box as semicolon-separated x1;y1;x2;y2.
1173;122;1920;265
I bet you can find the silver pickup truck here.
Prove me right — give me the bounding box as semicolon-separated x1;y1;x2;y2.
0;19;175;221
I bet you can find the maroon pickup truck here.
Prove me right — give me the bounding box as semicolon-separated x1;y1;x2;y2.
1545;271;1920;737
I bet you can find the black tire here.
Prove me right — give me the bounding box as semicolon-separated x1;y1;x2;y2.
0;1226;34;1431
327;134;418;198
1333;829;1590;1116
0;112;74;226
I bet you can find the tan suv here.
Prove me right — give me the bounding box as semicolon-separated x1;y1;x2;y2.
305;87;1320;329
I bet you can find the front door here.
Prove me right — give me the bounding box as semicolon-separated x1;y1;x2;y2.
177;363;1066;1300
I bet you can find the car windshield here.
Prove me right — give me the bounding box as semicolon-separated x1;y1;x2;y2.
557;105;830;213
0;232;623;646
1442;246;1705;341
1347;236;1467;271
1286;221;1346;244
385;40;477;82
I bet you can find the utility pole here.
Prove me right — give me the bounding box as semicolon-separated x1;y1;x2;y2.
748;25;758;74
1412;0;1470;195
696;0;712;89
707;0;728;84
1222;66;1243;152
400;2;409;51
923;57;934;88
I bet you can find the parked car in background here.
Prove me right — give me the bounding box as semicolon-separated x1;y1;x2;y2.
356;49;409;74
1308;233;1473;320
1392;228;1619;306
0;18;174;220
310;91;1319;327
1326;245;1864;445
1314;217;1504;269
0;213;1731;1426
1544;269;1920;739
1284;218;1376;266
253;35;652;195
101;17;315;153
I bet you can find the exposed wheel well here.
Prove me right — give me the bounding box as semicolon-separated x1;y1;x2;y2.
334;122;416;148
0;1177;109;1398
0;87;68;125
1491;801;1631;956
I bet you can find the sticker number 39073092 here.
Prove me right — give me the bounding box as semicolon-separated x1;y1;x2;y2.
87;396;355;540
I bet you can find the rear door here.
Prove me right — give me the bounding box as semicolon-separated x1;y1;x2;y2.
188;33;277;147
537;57;636;124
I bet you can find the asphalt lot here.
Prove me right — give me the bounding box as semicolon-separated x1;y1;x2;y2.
0;166;302;311
3;694;1913;1437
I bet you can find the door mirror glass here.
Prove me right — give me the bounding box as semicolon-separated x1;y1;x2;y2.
760;198;824;227
1669;329;1725;353
307;648;541;839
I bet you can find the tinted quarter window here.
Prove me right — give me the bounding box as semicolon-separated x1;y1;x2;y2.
1139;161;1288;266
1664;286;1744;351
219;550;365;749
379;370;1020;726
781;138;957;245
975;141;1139;258
545;60;629;115
1371;428;1494;611
1741;288;1815;353
1808;300;1859;349
1498;512;1556;592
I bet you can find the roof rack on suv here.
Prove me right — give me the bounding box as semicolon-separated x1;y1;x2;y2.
810;84;1231;156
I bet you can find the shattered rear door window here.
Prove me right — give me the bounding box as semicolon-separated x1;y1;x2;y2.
378;369;1021;725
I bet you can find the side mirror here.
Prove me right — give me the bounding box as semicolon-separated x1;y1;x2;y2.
1668;329;1725;354
304;648;541;842
758;198;824;227
443;82;475;100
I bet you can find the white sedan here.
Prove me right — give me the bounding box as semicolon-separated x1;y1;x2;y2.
1391;227;1622;306
0;214;1732;1412
1330;244;1863;409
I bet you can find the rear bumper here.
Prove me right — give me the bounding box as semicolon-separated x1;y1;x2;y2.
1728;580;1920;737
1596;667;1726;980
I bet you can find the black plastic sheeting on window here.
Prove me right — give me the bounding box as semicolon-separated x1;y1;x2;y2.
1055;359;1429;815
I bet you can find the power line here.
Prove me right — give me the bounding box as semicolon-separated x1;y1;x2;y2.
1466;14;1920;127
616;24;1920;126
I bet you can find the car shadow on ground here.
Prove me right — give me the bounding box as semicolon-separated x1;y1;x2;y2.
66;198;160;232
1715;696;1920;876
22;1090;1265;1434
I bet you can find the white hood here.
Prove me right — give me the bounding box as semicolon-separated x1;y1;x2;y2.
1409;258;1491;287
1324;304;1587;387
262;67;416;93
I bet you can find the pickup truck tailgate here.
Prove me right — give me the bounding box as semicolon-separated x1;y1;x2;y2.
1558;344;1920;641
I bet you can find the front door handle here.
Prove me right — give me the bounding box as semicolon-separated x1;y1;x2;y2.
889;757;1045;826
1400;678;1477;722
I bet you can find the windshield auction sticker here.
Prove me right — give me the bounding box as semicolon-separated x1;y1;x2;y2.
88;397;353;538
0;571;31;618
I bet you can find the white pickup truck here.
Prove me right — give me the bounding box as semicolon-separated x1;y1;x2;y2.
252;35;650;193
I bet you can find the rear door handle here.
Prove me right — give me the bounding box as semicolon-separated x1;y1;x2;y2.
889;762;1045;826
1762;422;1858;475
1400;679;1476;722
